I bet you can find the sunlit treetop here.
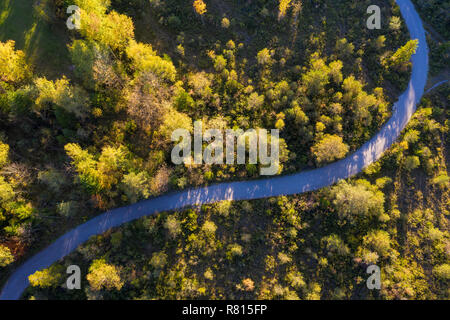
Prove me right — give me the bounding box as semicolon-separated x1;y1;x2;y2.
193;0;207;15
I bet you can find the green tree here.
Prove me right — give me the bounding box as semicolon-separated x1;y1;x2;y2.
362;230;391;257
257;48;274;66
126;40;176;82
201;220;217;237
150;251;168;269
120;172;150;203
33;77;90;119
28;265;64;288
80;9;135;51
0;245;14;267
405;155;420;171
321;234;350;257
0;41;31;85
164;215;182;239
73;0;110;15
69;40;108;89
0;142;9;168
335;38;354;59
330;180;385;223
213;55;227;71
247;92;264;110
226;244;243;260
433;264;450;280
157;108;192;148
221;17;230;28
38;169;67;193
0;176;15;206
389;16;402;32
389;40;419;68
87;259;123;291
96;145;130;191
311;134;349;164
64;143;101;193
301;54;330;96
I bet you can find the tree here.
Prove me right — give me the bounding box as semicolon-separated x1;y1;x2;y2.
28;265;64;288
69;40;101;88
125;72;171;139
193;0;207;16
321;234;350;257
389;16;402;32
201;220;217;237
126;40;176;82
342;76;364;102
188;72;212;98
335;38;354;59
247;92;264;110
328;60;343;84
33;0;56;23
73;0;110;16
0;245;14;267
80;9;135;51
286;104;309;125
120;172;150;203
257;48;273;66
306;282;321;300
278;0;292;20
157;108;193;145
38;169;67;193
278;252;292;264
0;142;9;168
241;278;255;291
433;264;450;280
374;35;386;51
301;54;330;96
164;215;181;239
0;176;15;205
87;259;123;291
0;41;31;84
64;143;101;193
311;134;349;164
150;251;168;269
221;17;230;28
285;270;305;289
330;180;385;224
33;77;90;119
97;145;129;190
226;244;243;260
362;230;391;257
389;40;418;68
405;155;420;171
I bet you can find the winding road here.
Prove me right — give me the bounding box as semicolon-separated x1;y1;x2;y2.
0;0;430;300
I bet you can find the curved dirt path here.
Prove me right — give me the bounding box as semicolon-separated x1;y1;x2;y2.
0;0;429;300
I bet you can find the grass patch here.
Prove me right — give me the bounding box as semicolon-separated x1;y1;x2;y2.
0;0;71;79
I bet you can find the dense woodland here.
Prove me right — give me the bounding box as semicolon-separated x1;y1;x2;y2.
0;0;448;300
411;0;449;76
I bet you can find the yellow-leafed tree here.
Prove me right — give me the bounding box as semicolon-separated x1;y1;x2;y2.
193;0;207;16
278;0;292;20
